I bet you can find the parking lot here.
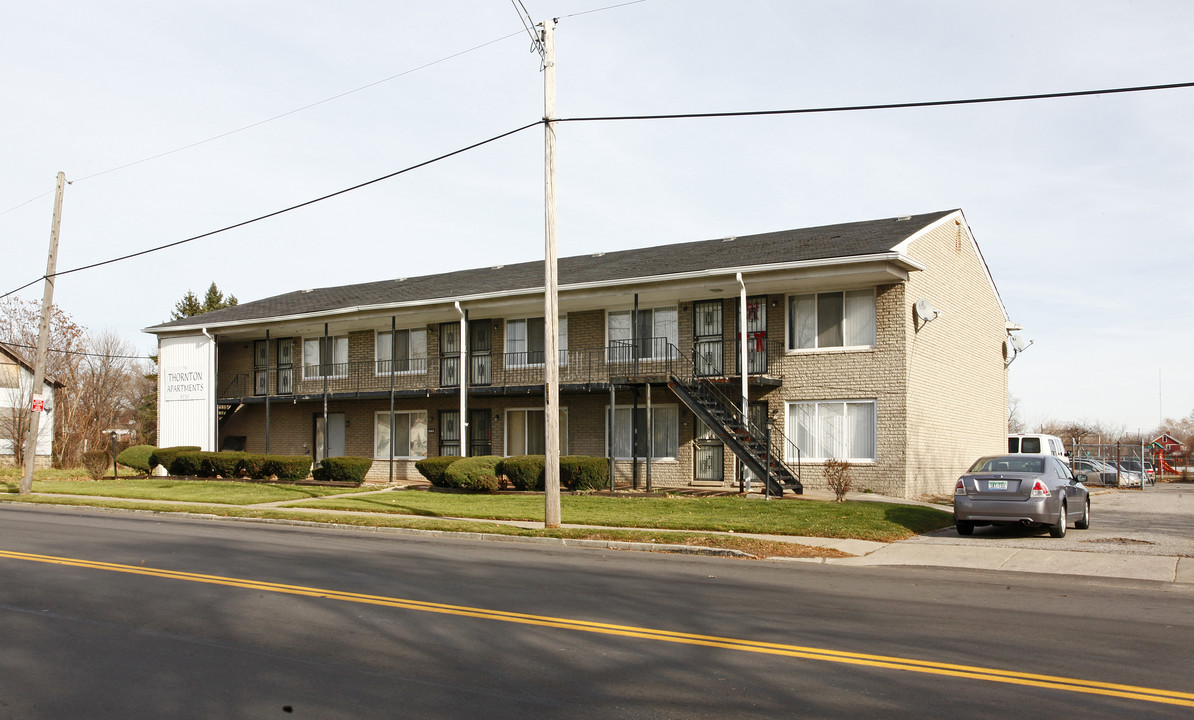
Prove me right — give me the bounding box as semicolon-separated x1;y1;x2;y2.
912;482;1194;558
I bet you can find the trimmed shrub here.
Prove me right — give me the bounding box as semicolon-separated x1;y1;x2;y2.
116;445;156;473
200;451;250;479
149;446;200;471
823;458;853;502
561;455;609;491
238;453;267;479
415;456;459;488
259;454;312;482
82;450;111;480
313;456;373;485
443;455;502;492
169;451;205;477
498;455;545;491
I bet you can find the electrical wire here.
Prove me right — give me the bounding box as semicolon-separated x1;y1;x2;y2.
0;339;152;361
0;121;543;301
0;30;528;218
553;80;1194;124
560;0;647;19
3;78;1191;301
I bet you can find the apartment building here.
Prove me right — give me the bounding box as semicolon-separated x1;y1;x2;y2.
144;209;1013;497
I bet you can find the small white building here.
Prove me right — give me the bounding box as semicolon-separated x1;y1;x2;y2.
0;342;60;468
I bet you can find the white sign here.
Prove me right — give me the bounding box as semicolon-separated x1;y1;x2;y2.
31;393;45;412
163;367;207;401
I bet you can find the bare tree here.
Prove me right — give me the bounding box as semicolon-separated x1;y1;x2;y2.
0;297;85;466
74;330;148;455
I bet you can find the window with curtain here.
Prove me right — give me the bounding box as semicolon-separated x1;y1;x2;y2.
608;307;678;359
302;336;348;378
374;411;428;459
506;317;568;367
376;329;427;374
607;405;679;460
506;408;568;455
788;290;875;350
785;400;876;461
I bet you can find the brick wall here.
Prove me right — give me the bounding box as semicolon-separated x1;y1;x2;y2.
901;216;1009;496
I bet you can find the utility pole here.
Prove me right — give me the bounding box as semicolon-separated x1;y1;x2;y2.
542;17;561;528
19;172;66;495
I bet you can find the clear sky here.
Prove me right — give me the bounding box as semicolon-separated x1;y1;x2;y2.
3;0;1191;434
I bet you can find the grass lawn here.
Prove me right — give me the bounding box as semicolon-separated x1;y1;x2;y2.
0;472;954;544
0;495;850;559
285;491;952;541
0;476;375;505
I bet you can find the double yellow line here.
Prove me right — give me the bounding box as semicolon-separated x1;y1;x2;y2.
3;548;1191;708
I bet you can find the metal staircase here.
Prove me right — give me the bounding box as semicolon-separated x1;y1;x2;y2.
667;367;802;496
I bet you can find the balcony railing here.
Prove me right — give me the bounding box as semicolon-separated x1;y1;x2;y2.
217;338;783;401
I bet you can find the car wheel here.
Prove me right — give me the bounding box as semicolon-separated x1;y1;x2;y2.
956;519;974;536
1049;502;1068;538
1075;497;1091;530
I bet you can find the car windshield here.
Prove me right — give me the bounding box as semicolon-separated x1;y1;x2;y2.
970;457;1045;474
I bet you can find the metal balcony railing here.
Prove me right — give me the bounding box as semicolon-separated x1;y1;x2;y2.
217;337;787;401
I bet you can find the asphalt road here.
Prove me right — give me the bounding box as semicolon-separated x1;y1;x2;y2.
2;505;1193;719
914;481;1194;557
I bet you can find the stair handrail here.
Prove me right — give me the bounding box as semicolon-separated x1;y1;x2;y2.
667;343;802;490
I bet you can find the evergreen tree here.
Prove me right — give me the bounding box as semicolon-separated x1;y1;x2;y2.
171;282;237;320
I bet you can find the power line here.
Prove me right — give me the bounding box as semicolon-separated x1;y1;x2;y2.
0;30;529;218
554;80;1194;123
0;121;543;301
4;79;1190;301
0;339;152;362
560;0;648;19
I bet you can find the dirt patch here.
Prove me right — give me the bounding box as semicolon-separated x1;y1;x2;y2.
1081;537;1156;546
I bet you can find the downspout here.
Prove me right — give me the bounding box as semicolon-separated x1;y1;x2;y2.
202;327;216;453
264;329;271;454
737;273;749;491
455;301;468;458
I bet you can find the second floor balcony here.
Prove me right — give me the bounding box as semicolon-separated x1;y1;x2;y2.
217;337;784;402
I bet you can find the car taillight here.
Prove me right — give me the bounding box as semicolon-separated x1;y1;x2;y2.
955;479;965;494
1031;480;1050;497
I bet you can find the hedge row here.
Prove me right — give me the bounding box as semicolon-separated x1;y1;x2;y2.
414;455;609;492
167;451;313;482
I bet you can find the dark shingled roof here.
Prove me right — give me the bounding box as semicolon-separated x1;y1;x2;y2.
146;210;955;332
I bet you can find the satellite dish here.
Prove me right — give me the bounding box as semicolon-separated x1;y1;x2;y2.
914;298;935;320
1009;334;1027;352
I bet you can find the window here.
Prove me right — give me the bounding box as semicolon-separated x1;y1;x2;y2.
608;405;679;460
608;307;678;359
506;317;568;367
506;408;568;455
788;290;875;350
375;411;428;459
303;336;348;379
786;400;876;461
0;362;19;389
376;329;426;375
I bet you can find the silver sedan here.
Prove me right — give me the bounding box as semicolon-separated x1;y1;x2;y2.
954;454;1091;538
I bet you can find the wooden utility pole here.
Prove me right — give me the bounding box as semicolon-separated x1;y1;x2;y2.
19;172;66;495
542;18;561;528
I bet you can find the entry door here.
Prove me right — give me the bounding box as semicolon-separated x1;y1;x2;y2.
314;413;346;463
736;296;768;375
693;300;724;376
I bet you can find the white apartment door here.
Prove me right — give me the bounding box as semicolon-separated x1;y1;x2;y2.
314;412;346;462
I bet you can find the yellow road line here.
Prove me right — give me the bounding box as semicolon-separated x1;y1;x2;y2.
3;548;1191;707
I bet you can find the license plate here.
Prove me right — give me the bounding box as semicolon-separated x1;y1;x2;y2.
988;480;1007;490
